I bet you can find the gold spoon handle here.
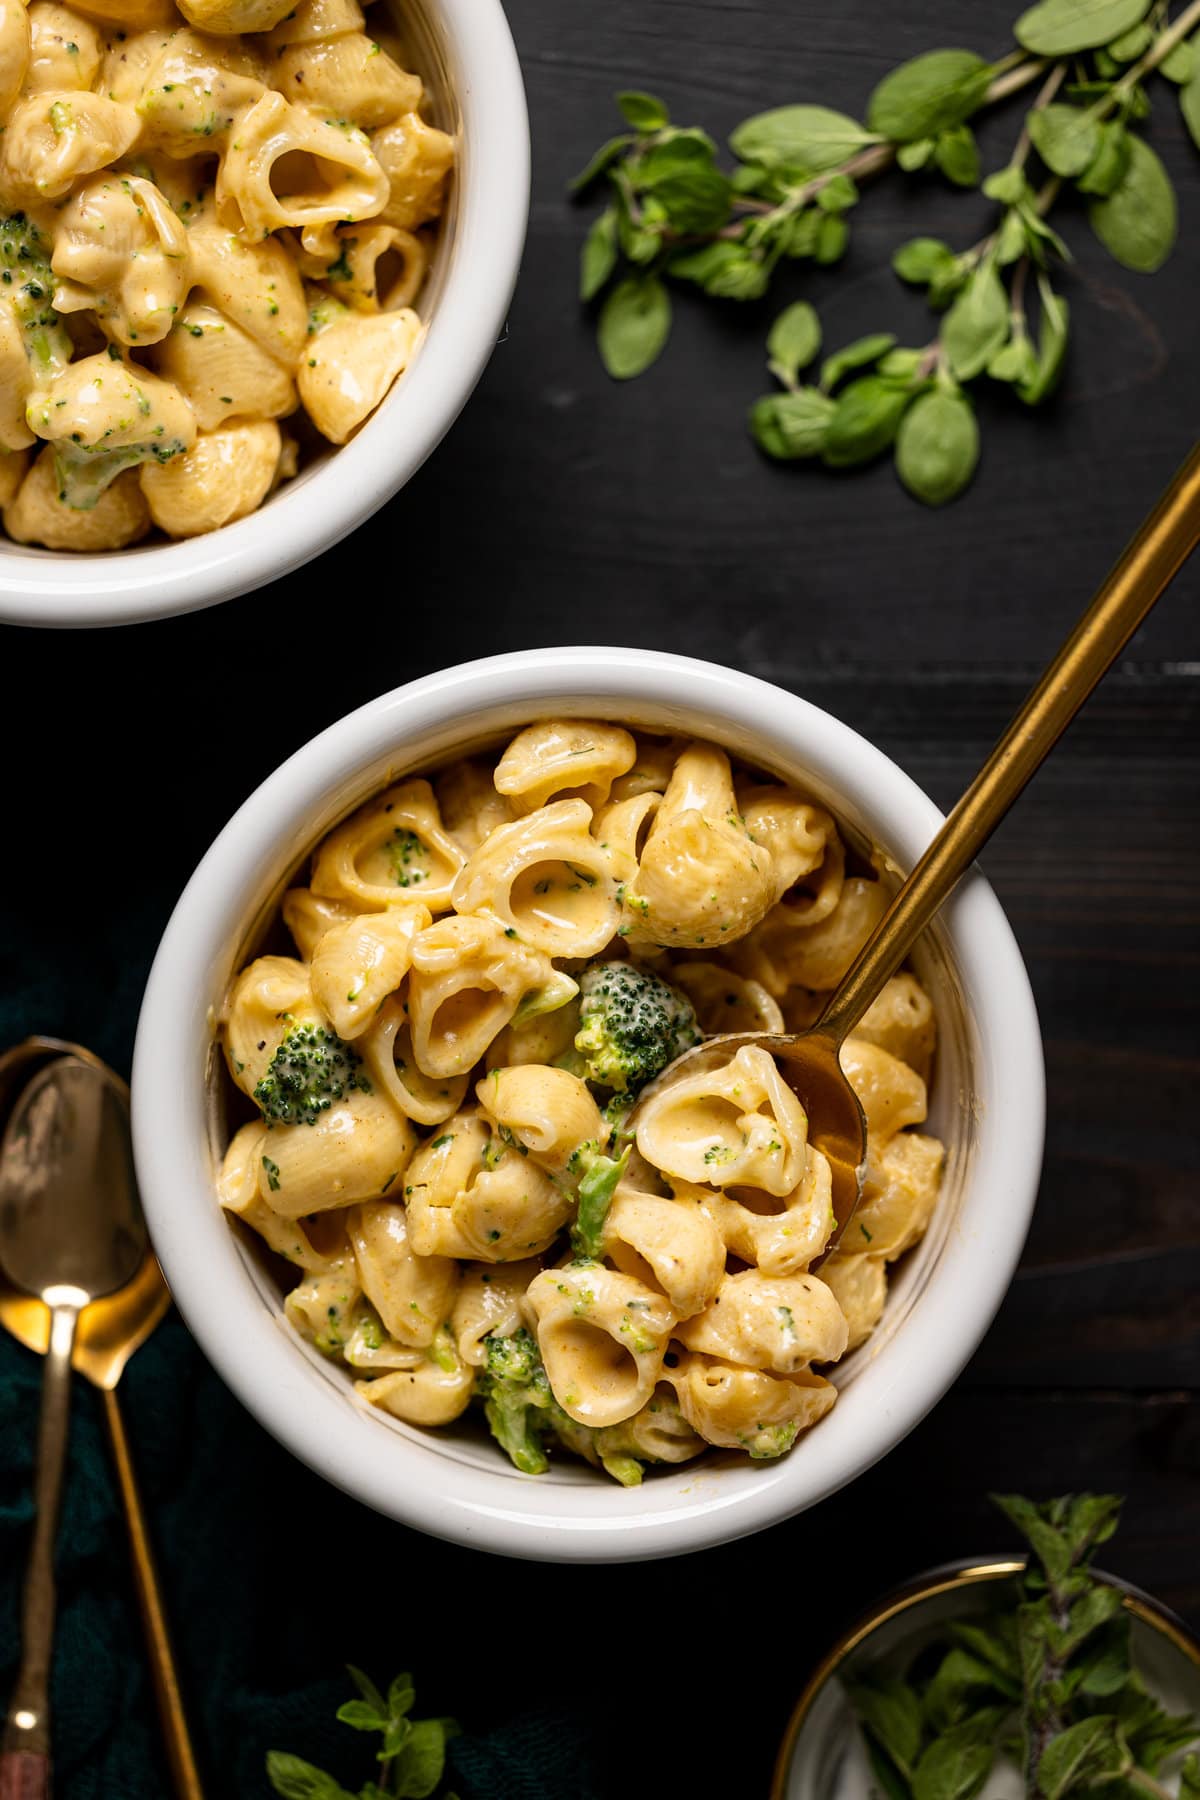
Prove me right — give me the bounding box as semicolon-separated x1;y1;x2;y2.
819;440;1200;1043
101;1389;205;1800
0;1301;79;1799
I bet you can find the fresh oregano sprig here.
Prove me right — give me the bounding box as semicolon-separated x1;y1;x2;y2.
573;0;1200;505
266;1667;460;1800
843;1493;1200;1800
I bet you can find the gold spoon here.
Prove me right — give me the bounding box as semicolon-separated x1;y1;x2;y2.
631;442;1200;1248
0;1038;203;1800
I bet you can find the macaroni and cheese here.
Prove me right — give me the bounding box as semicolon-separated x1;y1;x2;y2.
217;722;946;1483
0;0;451;547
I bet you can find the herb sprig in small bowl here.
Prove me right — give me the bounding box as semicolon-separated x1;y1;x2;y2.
771;1495;1200;1800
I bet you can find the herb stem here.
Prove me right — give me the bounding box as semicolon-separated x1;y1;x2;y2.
1009;59;1067;169
1127;1773;1176;1800
1130;0;1200;81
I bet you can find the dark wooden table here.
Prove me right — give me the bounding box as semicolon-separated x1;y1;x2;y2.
1;2;1197;1793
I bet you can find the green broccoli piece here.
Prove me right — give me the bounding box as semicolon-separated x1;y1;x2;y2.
568;1141;630;1259
574;960;701;1096
0;213;71;386
253;1022;371;1126
476;1327;557;1475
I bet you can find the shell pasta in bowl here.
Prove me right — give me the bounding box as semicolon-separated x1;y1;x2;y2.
0;0;527;623
132;648;1044;1561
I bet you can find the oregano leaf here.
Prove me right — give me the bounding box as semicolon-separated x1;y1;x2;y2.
265;1753;356;1800
934;123;980;186
1015;0;1153;57
568;133;634;193
616;90;669;132
912;1718;996;1800
1036;1715;1129;1797
1179;1752;1200;1798
867;49;992;142
729;103;879;169
1181;71;1200;151
822;374;914;467
1027;103;1100;176
1088;135;1177;272
579;208;618;300
942;263;1009;380
893;237;957;283
1076;121;1131;196
843;1674;926;1777
766;300;822;382
749;389;836;459
596;275;671;379
820;332;897;390
1160;36;1196;82
895;387;979;507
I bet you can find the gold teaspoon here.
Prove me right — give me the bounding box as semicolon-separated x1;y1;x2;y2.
631;442;1200;1249
0;1039;203;1800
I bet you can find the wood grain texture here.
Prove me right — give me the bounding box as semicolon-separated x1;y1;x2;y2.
0;1;1197;1793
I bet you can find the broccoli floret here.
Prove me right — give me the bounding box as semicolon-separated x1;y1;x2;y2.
574;960;701;1096
253;1022;371;1126
568;1141;631;1259
476;1327;557;1475
0;213;71;386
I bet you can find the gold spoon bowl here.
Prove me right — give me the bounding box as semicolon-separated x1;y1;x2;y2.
0;1036;202;1800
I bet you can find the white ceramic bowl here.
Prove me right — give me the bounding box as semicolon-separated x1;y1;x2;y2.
131;647;1045;1562
0;0;528;630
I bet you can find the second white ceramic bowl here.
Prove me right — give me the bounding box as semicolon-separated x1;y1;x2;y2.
0;0;528;629
131;647;1045;1561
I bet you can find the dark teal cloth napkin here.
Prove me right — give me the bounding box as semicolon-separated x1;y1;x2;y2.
0;1304;605;1799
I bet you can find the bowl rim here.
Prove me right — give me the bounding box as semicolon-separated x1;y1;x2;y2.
131;646;1046;1562
769;1554;1200;1798
0;0;530;630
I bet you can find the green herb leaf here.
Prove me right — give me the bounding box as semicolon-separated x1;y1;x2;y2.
912;1717;996;1800
823;374;913;467
924;1647;1016;1729
820;332;897;391
1015;0;1153;56
1160;37;1195;83
346;1666;386;1714
1027;103;1100;177
983;166;1031;206
1088;135;1177;272
844;1674;925;1778
1181;70;1200;152
335;1700;387;1732
867;1738;917;1800
749;388;836;459
265;1752;356;1800
641;163;731;233
934;123;980;187
878;347;925;379
987;330;1038;385
1075;1617;1133;1697
729;104;879;170
1036;1715;1130;1796
388;1673;417;1720
597;275;671;379
390;1717;456;1799
580;208;618;300
895;387;979;507
1180;1752;1200;1799
1076;121;1131;196
898;136;936;170
1107;19;1153;58
814;212;849;263
568;133;634;193
867;50;992;142
945;1620;1021;1685
942;263;1009;380
816;172;858;212
616;90;668;132
767;300;821;383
